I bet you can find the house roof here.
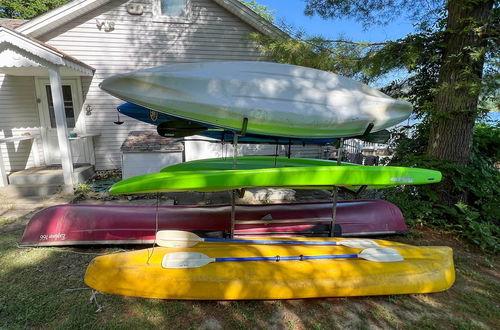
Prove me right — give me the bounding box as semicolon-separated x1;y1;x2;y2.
16;0;110;38
0;26;95;76
0;18;28;29
17;0;287;39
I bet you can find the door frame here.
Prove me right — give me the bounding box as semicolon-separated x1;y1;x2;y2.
35;76;86;165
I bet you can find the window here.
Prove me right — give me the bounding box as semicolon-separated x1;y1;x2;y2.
160;0;185;16
45;85;75;128
154;0;190;22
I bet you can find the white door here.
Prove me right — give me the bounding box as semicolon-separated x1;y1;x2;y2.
36;78;88;165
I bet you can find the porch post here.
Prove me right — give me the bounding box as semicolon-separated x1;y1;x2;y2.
48;65;74;192
0;145;7;187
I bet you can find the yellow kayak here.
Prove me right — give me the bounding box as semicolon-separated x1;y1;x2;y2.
84;238;454;300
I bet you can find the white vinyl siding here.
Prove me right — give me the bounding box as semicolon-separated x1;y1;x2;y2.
30;0;321;170
122;152;183;178
0;75;45;173
35;0;263;170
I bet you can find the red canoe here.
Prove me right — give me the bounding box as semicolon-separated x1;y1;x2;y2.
20;200;407;246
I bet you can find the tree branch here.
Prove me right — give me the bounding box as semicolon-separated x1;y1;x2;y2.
321;39;389;46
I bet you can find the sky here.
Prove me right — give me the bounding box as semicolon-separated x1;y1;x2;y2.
255;1;499;122
256;0;415;42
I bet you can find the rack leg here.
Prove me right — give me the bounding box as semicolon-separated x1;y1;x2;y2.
337;138;344;165
329;138;344;237
230;189;236;238
229;118;248;237
329;186;339;237
232;133;239;169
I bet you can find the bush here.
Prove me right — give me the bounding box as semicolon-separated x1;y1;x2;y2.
74;183;91;196
385;122;499;252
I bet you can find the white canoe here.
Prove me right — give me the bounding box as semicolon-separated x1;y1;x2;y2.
100;61;412;138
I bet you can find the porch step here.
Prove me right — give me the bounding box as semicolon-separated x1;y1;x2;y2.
0;183;62;198
8;165;95;185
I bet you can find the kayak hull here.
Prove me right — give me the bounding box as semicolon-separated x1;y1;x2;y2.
110;162;442;194
100;61;412;138
161;156;354;172
84;239;455;299
20;200;407;246
117;102;338;144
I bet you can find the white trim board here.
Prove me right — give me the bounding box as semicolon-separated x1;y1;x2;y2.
0;27;94;76
17;0;286;39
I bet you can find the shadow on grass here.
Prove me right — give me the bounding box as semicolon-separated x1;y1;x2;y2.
1;222;499;329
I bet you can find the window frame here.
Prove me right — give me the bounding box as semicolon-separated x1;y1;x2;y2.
45;84;76;129
152;0;192;23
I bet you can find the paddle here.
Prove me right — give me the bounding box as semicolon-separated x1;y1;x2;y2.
161;248;404;269
155;230;380;249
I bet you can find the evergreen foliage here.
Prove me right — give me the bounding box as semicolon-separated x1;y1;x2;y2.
248;0;499;250
0;0;69;19
248;31;368;80
240;0;275;22
304;0;443;27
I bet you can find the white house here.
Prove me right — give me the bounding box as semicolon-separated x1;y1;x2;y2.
0;0;325;194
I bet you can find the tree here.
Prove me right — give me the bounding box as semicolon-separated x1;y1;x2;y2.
248;31;370;80
240;0;275;22
0;0;69;19
304;0;498;205
427;0;495;165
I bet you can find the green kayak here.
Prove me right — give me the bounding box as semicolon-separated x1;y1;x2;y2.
161;156;355;172
110;159;442;195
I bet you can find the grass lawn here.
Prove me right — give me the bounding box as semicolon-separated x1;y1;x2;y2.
1;212;498;329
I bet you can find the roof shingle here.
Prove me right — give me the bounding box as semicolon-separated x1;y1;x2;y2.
0;18;28;29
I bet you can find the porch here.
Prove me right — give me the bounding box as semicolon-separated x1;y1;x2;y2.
0;26;95;194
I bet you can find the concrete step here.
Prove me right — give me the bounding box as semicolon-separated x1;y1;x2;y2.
9;170;64;185
0;183;62;198
8;165;95;185
73;165;95;184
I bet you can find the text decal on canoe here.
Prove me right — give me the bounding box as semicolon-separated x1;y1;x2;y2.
40;233;66;241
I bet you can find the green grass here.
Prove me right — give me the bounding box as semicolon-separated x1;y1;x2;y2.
370;304;400;328
0;217;17;226
1;217;499;329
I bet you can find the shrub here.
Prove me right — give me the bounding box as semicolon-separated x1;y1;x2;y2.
74;183;91;196
384;122;499;252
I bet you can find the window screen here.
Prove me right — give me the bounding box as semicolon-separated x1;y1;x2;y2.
160;0;185;16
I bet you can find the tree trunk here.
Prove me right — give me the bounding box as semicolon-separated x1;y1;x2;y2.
427;0;493;204
428;0;493;163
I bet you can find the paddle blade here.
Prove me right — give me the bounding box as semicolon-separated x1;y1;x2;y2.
162;252;215;269
156;230;203;248
359;248;404;262
338;239;379;249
